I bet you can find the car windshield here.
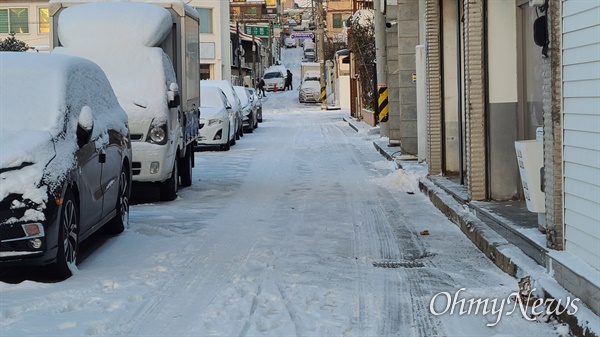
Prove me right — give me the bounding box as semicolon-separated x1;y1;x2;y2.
200;89;224;108
235;88;249;106
264;72;282;79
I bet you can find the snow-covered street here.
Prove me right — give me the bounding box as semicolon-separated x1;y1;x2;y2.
0;48;572;337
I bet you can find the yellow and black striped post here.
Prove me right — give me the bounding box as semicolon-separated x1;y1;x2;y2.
378;86;389;122
320;86;326;103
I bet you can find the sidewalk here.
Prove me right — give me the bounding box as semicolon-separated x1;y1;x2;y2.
343;116;600;337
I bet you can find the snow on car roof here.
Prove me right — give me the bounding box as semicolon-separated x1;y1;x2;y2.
54;1;172;48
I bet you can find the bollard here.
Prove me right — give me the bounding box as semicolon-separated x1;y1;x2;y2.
274;84;278;92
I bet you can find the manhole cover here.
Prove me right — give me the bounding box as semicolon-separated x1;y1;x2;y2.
372;260;425;269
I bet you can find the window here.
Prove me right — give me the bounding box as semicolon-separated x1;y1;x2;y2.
195;8;213;34
38;8;49;34
200;64;211;80
0;8;29;34
332;14;342;28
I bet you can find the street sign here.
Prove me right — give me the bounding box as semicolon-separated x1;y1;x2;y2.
245;25;269;37
291;32;314;39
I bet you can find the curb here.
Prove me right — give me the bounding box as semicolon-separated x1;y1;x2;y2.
372;140;395;161
419;178;519;276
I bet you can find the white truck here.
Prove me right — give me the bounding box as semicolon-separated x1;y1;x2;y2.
300;62;320;83
49;0;200;201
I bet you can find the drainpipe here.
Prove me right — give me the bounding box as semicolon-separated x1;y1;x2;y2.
483;0;490;200
456;0;464;185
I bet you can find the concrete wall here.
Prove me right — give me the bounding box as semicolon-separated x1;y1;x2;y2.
387;0;418;156
441;0;459;173
487;0;520;201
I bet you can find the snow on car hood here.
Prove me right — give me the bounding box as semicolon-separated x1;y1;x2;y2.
0;129;77;221
301;80;320;91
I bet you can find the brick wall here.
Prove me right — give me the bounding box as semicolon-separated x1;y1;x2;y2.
425;0;443;176
463;0;487;201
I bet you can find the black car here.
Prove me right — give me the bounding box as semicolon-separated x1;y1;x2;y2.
0;53;132;279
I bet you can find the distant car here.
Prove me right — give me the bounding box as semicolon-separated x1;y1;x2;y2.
201;80;244;140
234;86;257;133
263;70;286;92
285;37;296;48
198;84;236;150
0;52;132;279
246;87;263;123
299;73;321;103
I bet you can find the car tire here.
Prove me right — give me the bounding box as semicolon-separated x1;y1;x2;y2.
159;159;178;201
179;145;193;188
104;167;130;235
221;128;231;151
239;124;244;137
50;189;79;280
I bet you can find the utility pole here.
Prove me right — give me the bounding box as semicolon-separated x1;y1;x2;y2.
317;0;326;109
236;20;242;85
374;0;388;137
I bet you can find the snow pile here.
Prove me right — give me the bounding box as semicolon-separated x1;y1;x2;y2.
370;161;427;193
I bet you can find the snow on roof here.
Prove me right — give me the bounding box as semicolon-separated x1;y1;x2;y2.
56;2;172;48
349;9;374;26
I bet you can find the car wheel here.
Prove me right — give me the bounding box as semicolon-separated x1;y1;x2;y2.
104;167;130;235
179;144;193;187
159;159;178;201
239;124;244;137
221;128;231;151
51;189;79;280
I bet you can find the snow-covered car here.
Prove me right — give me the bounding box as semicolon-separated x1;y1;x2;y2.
246;87;263;123
263;70;286;92
234;86;257;133
299;73;321;103
198;84;236;150
201;80;244;140
285;37;296;48
0;52;132;279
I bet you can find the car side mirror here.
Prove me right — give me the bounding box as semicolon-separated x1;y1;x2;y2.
77;106;93;147
225;101;232;110
168;82;180;109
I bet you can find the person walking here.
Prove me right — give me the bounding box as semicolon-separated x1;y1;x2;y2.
285;70;293;91
256;77;266;97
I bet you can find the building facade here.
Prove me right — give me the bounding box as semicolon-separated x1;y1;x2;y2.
188;0;231;81
418;0;600;318
0;0;50;51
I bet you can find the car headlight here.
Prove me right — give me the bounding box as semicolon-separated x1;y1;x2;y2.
208;118;222;126
146;123;168;145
